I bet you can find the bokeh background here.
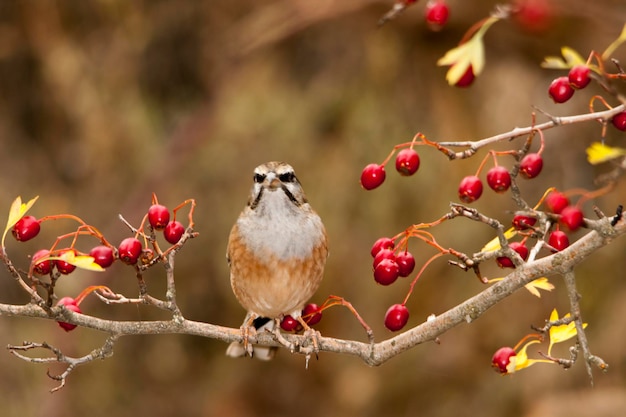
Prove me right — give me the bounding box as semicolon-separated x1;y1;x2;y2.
1;1;626;416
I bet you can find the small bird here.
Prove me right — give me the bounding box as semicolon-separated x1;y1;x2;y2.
226;161;328;359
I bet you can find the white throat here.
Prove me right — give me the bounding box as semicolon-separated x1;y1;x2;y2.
237;188;323;261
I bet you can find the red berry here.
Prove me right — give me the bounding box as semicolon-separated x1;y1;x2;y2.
491;346;516;374
384;304;410;331
395;149;420;176
519;153;543;179
360;164;386;190
568;65;591;89
280;315;299;332
454;65;476;88
512;214;537;230
548;230;569;252
512;0;553;34
302;303;323;326
371;237;395;257
55;249;77;275
425;0;449;29
374;258;400;285
89;245;115;268
32;249;52;275
458;175;483;203
611;111;626;131
496;241;529;268
56;296;81;332
545;191;569;214
486;166;511;193
560;206;584;231
12;215;41;242
395;251;416;277
373;248;396;268
548;77;574;103
118;237;142;265
148;204;170;230
164;221;185;244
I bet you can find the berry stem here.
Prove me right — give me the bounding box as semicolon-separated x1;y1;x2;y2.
473;152;493;177
74;285;114;305
535;187;558;210
512;333;543;352
402;252;445;305
319;295;374;343
572;183;614;208
171;198;197;229
534;128;546;155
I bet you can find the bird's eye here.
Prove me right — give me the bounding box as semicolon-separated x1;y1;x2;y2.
279;172;295;183
254;173;266;183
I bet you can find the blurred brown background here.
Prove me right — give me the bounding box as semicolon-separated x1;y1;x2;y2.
1;1;626;416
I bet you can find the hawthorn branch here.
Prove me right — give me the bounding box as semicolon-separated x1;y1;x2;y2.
2;219;624;369
562;270;609;384
8;336;119;393
436;104;626;159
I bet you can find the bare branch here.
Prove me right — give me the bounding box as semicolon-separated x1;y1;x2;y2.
8;336;119;393
437;104;626;159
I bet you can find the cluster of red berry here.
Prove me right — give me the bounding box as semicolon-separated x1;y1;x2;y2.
476;190;583;269
279;303;323;332
360;147;420;190
9;196;194;331
370;237;416;331
458;150;543;204
549;64;626;130
548;64;591;103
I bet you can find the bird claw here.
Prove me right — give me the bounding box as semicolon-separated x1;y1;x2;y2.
299;327;321;367
240;323;257;357
271;320;295;352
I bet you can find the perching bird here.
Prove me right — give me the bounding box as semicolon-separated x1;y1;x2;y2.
226;161;328;359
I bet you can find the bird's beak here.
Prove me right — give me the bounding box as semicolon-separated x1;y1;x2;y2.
268;175;281;190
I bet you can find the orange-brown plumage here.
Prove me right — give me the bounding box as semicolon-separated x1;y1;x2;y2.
228;223;327;319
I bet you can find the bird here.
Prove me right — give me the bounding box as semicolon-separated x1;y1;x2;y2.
226;161;328;360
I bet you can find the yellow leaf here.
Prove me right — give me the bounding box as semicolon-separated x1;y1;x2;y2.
51;251;104;272
541;55;569;69
542;47;585;70
510;340;541;373
71;255;105;272
2;196;39;247
438;43;477;85
524;277;555;298
602;23;626;60
548;309;588;355
437;16;499;85
481;228;517;252
586;142;626;165
561;46;586;67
